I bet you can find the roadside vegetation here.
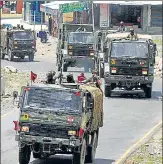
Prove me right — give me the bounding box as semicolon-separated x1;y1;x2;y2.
125;127;162;164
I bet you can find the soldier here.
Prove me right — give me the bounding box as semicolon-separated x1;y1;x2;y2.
127;28;138;40
84;70;102;89
66;73;75;83
46;71;57;84
118;21;126;32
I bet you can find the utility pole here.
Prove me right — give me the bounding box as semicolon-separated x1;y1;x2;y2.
41;11;43;31
34;10;36;31
91;1;95;31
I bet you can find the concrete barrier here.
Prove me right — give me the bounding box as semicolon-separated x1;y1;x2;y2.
1;74;5;96
1;13;22;19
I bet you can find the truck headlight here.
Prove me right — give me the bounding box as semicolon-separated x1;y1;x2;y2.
68;130;76;136
21;126;29;132
142;69;148;75
69;52;72;55
111;67;116;73
90;52;94;55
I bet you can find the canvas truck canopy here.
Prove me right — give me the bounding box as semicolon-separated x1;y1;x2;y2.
106;32;152;40
80;84;103;131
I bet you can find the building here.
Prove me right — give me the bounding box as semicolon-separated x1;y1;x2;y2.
94;1;162;33
1;1;23;14
23;1;45;24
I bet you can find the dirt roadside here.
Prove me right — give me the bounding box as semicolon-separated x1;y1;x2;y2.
125;126;162;164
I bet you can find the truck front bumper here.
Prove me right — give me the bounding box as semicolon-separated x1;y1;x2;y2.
15;134;81;147
105;75;154;86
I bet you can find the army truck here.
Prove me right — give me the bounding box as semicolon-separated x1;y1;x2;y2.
103;32;157;98
13;82;103;164
0;26;36;61
56;23;98;74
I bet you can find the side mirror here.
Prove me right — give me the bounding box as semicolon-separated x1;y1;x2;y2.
13;91;18;99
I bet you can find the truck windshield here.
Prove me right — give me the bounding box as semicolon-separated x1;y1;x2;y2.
111;42;148;58
65;58;95;73
23;88;82;112
68;32;94;44
13;31;34;40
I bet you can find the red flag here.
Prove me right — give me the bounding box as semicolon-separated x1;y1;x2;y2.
13;121;20;131
31;71;37;82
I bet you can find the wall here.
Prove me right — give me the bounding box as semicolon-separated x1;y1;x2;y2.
16;0;23;14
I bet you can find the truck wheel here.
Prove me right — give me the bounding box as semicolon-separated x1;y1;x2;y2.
145;86;152;98
29;53;34;61
1;53;5;59
8;49;14;61
20;56;25;59
33;152;41;159
63;64;67;72
105;86;111;97
19;144;31;164
85;132;98;163
72;138;86;164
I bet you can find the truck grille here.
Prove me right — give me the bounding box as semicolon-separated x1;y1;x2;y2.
73;49;90;56
28;124;69;138
16;41;33;49
118;67;142;76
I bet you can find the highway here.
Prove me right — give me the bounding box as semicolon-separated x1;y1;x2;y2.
1;29;162;164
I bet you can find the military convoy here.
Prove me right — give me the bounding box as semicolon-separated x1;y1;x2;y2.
102;32;157;98
13;81;103;164
0;25;36;61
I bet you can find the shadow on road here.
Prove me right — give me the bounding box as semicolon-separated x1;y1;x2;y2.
107;90;162;101
3;57;40;63
30;155;115;164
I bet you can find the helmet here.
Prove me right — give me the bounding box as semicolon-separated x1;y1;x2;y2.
120;21;124;25
92;69;98;74
130;28;134;35
80;72;85;76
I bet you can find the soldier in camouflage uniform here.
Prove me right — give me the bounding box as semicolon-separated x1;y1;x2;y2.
46;71;57;84
127;28;138;40
84;70;102;89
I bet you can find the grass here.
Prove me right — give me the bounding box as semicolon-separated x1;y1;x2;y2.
153;39;162;46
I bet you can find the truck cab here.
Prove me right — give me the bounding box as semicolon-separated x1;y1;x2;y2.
13;83;103;164
103;32;157;98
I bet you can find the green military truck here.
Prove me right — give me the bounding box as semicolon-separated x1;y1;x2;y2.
103;32;157;98
0;27;36;61
56;23;98;74
13;82;103;164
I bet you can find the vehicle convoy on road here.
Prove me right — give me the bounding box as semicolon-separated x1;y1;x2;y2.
0;25;36;61
56;23;100;74
103;32;157;98
13;81;103;164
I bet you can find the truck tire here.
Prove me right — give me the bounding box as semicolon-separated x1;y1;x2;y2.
85;132;98;163
105;86;111;97
1;53;5;59
8;49;14;61
72;138;86;164
145;86;152;98
63;64;67;72
29;53;34;61
20;56;25;59
19;144;31;164
33;152;41;159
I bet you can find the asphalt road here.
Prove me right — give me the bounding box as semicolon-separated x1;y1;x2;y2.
1;36;162;164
